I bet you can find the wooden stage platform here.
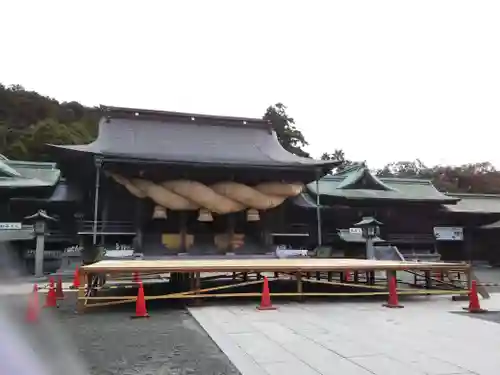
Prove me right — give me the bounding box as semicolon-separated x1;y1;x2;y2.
82;258;469;273
76;258;472;312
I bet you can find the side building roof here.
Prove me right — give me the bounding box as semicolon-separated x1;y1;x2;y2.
0;158;81;208
444;193;500;214
0;159;60;188
304;165;457;204
48;105;339;177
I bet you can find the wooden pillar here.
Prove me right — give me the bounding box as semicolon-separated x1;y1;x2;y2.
465;265;473;290
193;271;201;305
100;179;109;246
180;211;187;254
226;214;235;254
424;270;432;289
296;271;303;301
76;268;87;313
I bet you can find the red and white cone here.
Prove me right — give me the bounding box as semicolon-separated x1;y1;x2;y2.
463;280;487;313
70;266;80;289
44;278;58;308
257;277;276;311
383;276;404;308
56;276;65;299
26;284;40;323
132;282;149;319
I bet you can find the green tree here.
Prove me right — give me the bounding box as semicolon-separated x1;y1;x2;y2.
0;83;98;160
375;159;428;178
263;103;310;157
375;160;500;194
321;149;354;173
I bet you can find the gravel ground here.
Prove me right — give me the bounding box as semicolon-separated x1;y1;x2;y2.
0;293;240;375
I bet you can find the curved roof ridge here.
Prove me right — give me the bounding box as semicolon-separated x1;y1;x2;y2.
0;160;21;177
381;176;436;184
334;165;398;192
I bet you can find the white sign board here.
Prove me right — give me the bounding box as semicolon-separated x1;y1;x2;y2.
275;245;309;258
0;222;22;230
104;250;135;258
433;227;464;241
349;228;362;235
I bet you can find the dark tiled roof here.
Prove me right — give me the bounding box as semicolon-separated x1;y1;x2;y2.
10;181;82;203
48;106;339;172
445;193;500;214
0;160;60;188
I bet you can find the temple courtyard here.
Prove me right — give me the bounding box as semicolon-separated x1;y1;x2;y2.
1;267;500;375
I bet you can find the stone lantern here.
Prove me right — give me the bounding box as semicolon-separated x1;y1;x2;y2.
23;209;57;277
354;216;383;260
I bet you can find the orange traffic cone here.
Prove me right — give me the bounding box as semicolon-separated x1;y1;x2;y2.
463;280;487;313
26;284;40;323
44;278;57;308
344;270;351;282
132;282;149;319
56;276;65;299
133;272;140;283
437;271;444;282
257;276;276;311
383;276;403;308
70;267;80;289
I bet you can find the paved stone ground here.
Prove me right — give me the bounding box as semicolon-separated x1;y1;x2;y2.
189;294;500;375
0;293;240;375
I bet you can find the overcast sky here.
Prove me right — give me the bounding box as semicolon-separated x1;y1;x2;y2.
2;1;499;168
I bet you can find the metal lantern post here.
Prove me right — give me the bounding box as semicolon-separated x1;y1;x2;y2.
354;216;383;260
24;210;57;277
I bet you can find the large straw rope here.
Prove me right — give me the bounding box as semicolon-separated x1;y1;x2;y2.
108;173;302;214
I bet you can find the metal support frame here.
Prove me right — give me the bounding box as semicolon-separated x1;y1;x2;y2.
92;157;103;245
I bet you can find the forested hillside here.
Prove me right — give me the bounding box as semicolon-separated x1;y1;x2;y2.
2;83;500;194
0;84;98;161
